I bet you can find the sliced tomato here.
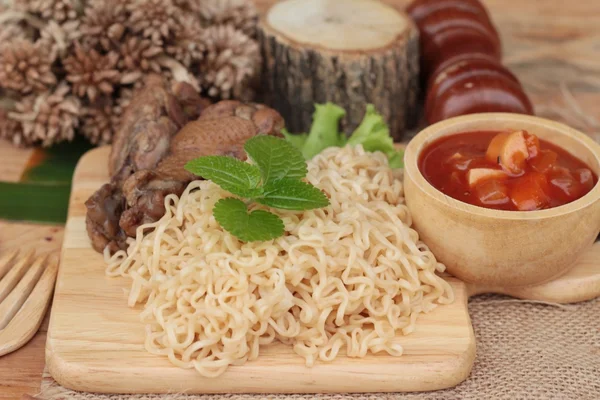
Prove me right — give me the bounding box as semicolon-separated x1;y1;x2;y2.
474;179;510;207
524;131;540;159
510;172;550;211
530;150;557;174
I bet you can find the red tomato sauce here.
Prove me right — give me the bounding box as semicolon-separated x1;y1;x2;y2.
419;130;598;211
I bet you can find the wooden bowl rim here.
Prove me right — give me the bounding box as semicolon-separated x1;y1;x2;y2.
404;113;600;220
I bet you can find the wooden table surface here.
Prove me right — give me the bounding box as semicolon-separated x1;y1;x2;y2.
1;0;600;399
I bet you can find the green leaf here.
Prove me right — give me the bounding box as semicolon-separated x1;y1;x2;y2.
0;182;70;224
282;129;308;150
244;135;307;184
0;137;93;224
184;156;263;198
283;103;402;169
257;179;329;210
387;150;404;169
347;104;395;154
301;103;347;160
21;136;94;183
213;198;284;242
346;104;404;169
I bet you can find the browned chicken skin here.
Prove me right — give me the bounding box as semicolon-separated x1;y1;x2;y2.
109;75;195;185
85;76;285;253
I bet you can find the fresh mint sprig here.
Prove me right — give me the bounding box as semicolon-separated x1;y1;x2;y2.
184;136;329;242
184;156;263;198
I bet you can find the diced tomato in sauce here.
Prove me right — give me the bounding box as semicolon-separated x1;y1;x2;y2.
524;132;541;159
475;180;510;207
575;168;595;192
548;167;582;201
510;172;550;211
530;150;557;174
419;130;597;211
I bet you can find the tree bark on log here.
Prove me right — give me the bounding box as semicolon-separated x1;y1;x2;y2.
258;0;420;141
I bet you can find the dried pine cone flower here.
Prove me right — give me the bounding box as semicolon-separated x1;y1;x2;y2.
127;0;180;46
81;97;115;145
14;0;79;23
199;0;259;37
200;25;260;101
63;43;120;103
80;0;129;51
0;39;57;95
39;20;81;59
171;0;201;14
118;36;164;85
0;107;24;147
7;83;80;147
0;10;28;43
166;14;205;68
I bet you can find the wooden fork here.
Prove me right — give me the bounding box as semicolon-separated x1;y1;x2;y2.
0;249;58;357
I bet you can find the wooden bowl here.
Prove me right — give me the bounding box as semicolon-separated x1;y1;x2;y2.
404;113;600;287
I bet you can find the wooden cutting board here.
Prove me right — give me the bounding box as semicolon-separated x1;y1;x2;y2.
46;147;600;394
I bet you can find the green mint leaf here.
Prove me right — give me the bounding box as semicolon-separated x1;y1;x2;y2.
301;103;347;160
282;128;308;150
213;198;284;242
184;156;263;198
257;178;330;210
244;135;307;184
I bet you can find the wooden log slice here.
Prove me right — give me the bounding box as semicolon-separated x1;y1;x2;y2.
258;0;420;140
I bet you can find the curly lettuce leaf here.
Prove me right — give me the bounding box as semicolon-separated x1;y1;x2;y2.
299;103;347;160
347;104;404;168
283;103;403;168
282;129;308;150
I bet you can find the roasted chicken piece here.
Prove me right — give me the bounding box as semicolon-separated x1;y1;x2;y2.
85;76;285;253
109;75;190;186
119;101;284;238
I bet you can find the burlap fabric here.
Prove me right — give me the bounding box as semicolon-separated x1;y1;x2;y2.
38;295;600;400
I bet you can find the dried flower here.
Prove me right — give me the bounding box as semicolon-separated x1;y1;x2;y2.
14;0;79;23
63;42;120;102
81;97;115;145
199;0;259;37
39;20;81;59
0;39;57;95
0;0;263;149
200;25;260;101
0;107;24;146
80;0;129;51
118;36;164;85
7;83;80;147
127;0;180;46
0;12;28;43
165;14;205;68
171;0;201;13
